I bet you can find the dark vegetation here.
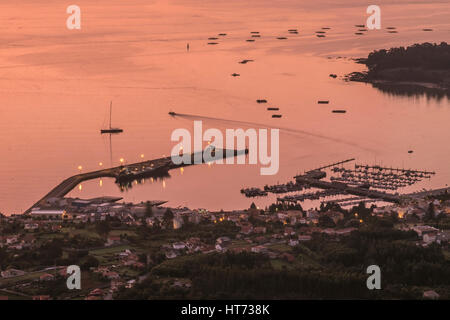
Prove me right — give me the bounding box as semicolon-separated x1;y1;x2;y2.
348;42;450;94
115;209;450;300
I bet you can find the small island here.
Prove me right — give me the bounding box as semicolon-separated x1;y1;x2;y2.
347;42;450;94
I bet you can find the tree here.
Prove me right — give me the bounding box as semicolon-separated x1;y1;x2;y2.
424;203;435;221
145;202;153;217
0;248;8;268
95;221;111;238
318;215;336;228
81;255;99;270
163;208;174;229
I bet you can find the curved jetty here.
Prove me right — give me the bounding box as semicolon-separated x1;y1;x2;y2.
25;148;248;214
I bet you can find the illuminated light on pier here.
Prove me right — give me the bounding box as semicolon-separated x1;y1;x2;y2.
140;154;145;159
99;162;103;167
99;179;103;187
25;148;247;214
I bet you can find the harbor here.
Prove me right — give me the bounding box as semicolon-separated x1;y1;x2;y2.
241;158;443;206
25;148;247;214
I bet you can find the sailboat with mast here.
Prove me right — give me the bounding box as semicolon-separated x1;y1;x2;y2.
101;101;123;134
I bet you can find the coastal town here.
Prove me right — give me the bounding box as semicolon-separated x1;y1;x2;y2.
1;187;449;300
1;0;450;306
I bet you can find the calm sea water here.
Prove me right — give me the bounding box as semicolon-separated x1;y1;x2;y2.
1;0;449;214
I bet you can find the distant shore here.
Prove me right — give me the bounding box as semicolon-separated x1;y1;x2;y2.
346;42;450;94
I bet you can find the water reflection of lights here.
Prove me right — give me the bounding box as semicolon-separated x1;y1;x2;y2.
180;167;184;175
163;180;166;189
99;179;103;187
78;184;82;191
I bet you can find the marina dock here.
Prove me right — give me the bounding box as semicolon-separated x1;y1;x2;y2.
242;158;441;205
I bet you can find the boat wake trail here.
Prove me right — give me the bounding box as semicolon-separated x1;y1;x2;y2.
174;113;377;153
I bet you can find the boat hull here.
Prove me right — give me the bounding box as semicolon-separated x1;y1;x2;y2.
101;129;123;134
